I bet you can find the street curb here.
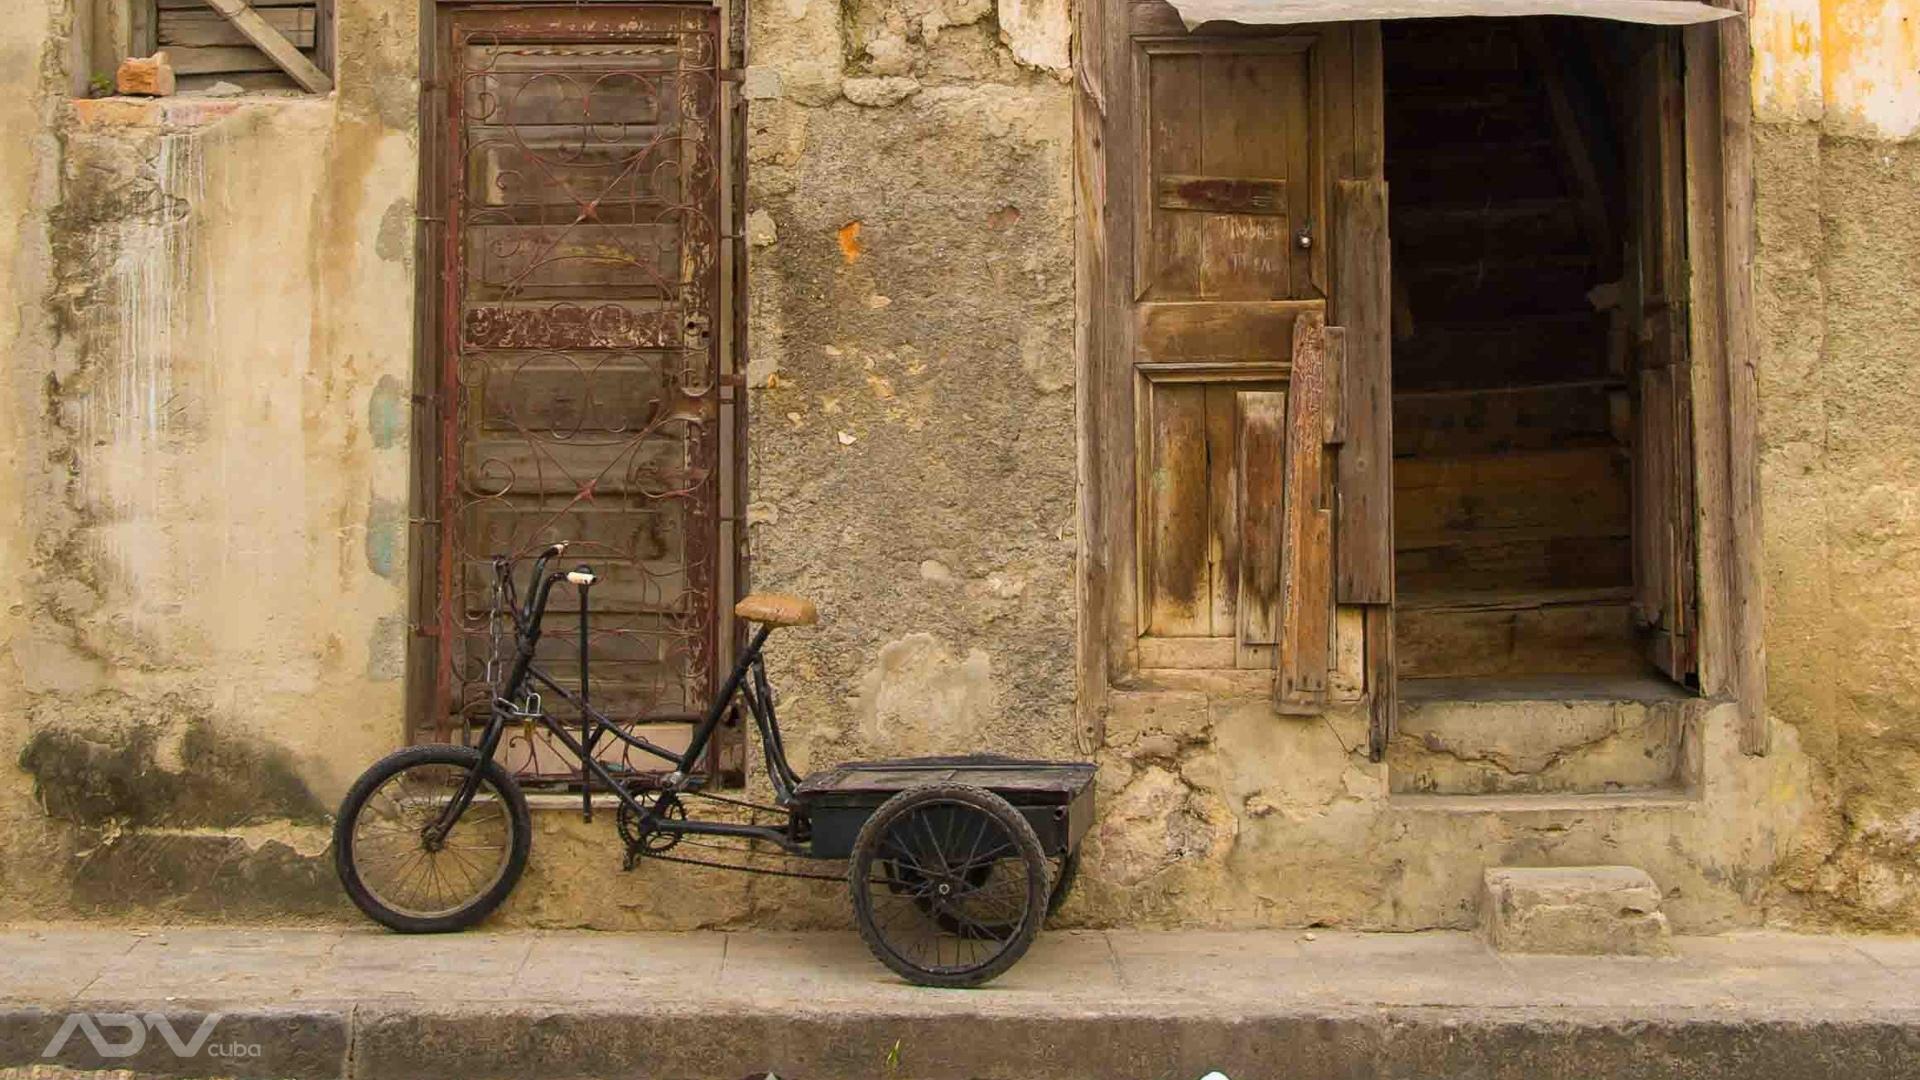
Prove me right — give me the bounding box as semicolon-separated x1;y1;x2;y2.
348;1005;1920;1080
0;1003;350;1079
8;1001;1920;1079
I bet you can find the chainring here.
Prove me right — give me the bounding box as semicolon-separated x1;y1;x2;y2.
615;785;687;856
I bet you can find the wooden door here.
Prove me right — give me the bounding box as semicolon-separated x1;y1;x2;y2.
1114;14;1391;721
1625;32;1697;684
423;4;735;782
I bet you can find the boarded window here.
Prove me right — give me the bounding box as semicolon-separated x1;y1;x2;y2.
140;0;333;93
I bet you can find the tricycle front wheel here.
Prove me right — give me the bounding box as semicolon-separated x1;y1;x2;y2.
848;783;1049;988
334;744;530;933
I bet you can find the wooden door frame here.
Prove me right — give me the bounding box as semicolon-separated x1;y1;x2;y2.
1074;0;1766;755
405;0;752;782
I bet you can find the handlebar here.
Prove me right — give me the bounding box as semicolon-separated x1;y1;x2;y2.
515;543;571;627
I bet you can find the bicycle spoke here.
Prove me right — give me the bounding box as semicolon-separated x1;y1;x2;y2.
353;760;514;920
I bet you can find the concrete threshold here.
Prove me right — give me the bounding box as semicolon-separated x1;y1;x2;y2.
2;926;1917;1079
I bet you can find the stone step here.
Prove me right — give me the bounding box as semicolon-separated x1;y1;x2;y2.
1388;675;1695;796
1481;864;1673;956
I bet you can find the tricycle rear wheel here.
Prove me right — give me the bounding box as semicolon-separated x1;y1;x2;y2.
848;783;1048;988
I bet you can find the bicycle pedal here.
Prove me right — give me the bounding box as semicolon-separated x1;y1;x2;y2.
622;847;639;872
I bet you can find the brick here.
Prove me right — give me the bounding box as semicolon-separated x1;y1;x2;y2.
116;51;177;97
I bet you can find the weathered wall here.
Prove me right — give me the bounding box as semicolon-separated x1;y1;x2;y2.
739;0;1079;769
1750;0;1920;930
0;0;1915;936
0;0;418;921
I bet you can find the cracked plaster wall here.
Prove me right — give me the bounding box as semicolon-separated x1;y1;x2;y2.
0;0;418;921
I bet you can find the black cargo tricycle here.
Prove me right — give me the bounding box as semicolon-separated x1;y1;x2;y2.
334;543;1095;987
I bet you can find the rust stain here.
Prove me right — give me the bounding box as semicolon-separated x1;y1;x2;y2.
837;220;863;263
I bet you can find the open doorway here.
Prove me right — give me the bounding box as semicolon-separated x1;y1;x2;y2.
1383;17;1700;796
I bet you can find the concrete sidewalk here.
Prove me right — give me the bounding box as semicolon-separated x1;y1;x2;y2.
2;926;1918;1079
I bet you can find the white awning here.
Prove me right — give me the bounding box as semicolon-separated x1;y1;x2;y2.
1165;0;1739;30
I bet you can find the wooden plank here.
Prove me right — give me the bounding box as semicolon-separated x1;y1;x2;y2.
160;6;313;48
1136;299;1321;362
312;0;332;80
1718;5;1765;754
1392;314;1609;392
1073;4;1112;741
1394;446;1631;550
1365;604;1395;761
132;0;158;56
1331;605;1366;701
1200;213;1294;301
168;44;295;75
1237;389;1288;645
1392;381;1617;458
1349;19;1384;182
1397;597;1646;679
201;0;332;93
1276;311;1330;712
1332;178;1392;603
160;0;310;7
1101;0;1140;683
1158;175;1286;215
1198;49;1304;300
1205;384;1242;636
1142;382;1211;636
1142;49;1203;299
1398;532;1631;598
1139;636;1237;670
1323;326;1346;445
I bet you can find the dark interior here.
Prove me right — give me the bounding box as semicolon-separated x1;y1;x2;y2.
1384;17;1668;686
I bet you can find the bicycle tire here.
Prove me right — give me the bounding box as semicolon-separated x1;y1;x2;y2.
334;744;530;933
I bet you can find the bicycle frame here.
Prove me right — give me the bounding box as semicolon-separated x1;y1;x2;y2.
431;544;806;855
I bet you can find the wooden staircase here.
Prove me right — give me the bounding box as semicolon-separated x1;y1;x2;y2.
1384;19;1635;680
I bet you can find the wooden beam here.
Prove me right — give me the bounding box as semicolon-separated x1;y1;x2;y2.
1517;21;1617;272
1276;311;1331;714
201;0;332;93
1365;605;1395;762
1333;178;1393;604
1715;4;1765;754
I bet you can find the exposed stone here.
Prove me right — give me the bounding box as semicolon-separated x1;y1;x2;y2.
742;66;782;101
1481;866;1673;956
115;52;176;97
781;61;844;107
996;0;1071;75
854;634;998;754
841;76;921;108
746;208;778;247
864;31;915;76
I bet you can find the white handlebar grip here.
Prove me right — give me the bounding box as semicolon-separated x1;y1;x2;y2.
566;569;597;586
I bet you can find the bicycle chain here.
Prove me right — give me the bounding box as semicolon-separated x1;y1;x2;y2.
629;846;849;883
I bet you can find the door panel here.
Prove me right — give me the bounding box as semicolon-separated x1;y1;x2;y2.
426;4;729;784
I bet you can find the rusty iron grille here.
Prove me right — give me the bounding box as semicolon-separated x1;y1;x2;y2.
428;5;728;785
